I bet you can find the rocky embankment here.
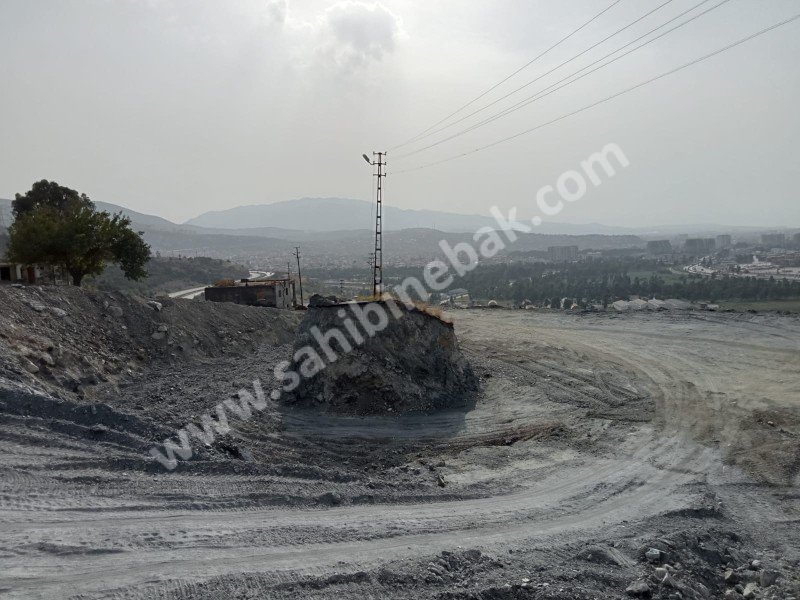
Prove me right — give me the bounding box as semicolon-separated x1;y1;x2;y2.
0;284;300;402
284;300;478;415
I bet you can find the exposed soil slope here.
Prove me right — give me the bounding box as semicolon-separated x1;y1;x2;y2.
0;293;798;599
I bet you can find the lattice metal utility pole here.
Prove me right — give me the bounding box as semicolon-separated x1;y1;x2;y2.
293;246;304;307
363;151;386;297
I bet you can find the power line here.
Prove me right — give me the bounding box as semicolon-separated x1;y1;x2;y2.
389;0;624;151
394;12;800;174
395;0;678;153
395;0;727;160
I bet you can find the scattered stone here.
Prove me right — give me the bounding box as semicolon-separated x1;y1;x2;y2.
463;549;481;561
48;307;68;318
89;424;109;435
27;301;46;312
645;548;662;563
151;332;166;341
147;301;163;311
661;573;676;588
108;306;124;318
742;582;759;599
157;324;168;332
750;560;762;570
39;353;55;367
654;567;668;580
760;570;779;588
437;474;447;487
625;580;651;597
724;569;739;584
316;491;343;506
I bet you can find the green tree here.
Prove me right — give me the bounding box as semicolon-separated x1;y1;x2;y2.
12;179;93;218
7;181;150;286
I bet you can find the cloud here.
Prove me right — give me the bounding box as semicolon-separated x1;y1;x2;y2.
310;1;402;73
117;0;402;75
323;2;401;66
264;0;288;28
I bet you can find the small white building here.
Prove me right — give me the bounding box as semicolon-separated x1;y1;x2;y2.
0;262;43;284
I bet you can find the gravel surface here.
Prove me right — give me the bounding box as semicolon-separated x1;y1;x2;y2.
1;290;799;599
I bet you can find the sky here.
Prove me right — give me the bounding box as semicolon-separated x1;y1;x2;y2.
1;0;799;228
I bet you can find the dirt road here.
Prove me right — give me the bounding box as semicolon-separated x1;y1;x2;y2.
1;310;798;598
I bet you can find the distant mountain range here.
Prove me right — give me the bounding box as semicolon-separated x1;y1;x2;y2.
1;196;790;240
183;197;643;235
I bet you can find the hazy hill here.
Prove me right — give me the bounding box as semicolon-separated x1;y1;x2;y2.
185;197;501;233
185;197;777;236
93;201;195;232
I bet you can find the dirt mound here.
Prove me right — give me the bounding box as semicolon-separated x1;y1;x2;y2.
0;284;300;402
284;301;478;415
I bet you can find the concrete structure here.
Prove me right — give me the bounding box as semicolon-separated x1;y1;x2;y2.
0;263;44;284
715;234;732;249
761;233;786;248
204;278;295;308
646;240;672;254
684;238;715;255
547;245;579;262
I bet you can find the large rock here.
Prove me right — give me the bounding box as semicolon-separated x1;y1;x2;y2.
283;300;478;415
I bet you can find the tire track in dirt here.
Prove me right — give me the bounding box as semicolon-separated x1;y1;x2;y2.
1;310;797;598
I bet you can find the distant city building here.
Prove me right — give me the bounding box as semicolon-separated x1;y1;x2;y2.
548;245;579;262
684;238;715;255
761;233;786;248
794;232;800;248
715;234;732;249
646;240;672;254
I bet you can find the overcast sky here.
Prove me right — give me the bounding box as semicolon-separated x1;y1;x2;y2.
1;0;798;227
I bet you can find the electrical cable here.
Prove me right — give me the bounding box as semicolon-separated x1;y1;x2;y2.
388;0;625;150
393;0;678;152
393;12;800;174
395;0;728;160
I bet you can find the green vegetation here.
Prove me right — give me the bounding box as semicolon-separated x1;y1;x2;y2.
88;256;250;295
458;259;800;305
6;180;150;286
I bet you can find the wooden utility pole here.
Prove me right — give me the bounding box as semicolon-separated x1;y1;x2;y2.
287;261;297;307
293;246;304;306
